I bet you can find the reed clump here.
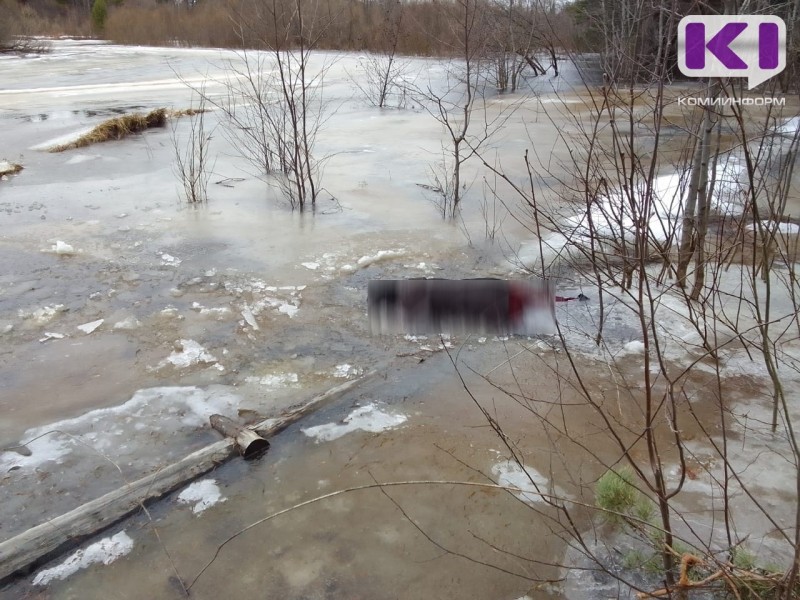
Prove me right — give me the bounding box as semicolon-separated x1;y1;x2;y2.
50;108;168;152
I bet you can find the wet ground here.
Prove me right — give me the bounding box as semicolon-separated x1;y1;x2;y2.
2;39;800;600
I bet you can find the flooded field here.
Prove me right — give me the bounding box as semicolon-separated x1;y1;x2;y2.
1;39;799;600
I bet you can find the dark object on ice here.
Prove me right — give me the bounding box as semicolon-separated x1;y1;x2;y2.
368;279;555;335
555;293;590;302
210;414;269;459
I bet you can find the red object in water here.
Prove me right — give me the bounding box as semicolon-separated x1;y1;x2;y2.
508;285;526;323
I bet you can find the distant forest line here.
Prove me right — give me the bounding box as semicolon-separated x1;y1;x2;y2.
1;0;798;92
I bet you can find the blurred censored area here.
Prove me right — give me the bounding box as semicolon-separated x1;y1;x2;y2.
368;279;556;335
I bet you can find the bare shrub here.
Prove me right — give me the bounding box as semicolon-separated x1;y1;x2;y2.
202;0;336;211
347;1;413;108
449;2;800;598
172;95;215;204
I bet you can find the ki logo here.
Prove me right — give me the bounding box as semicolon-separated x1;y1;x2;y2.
678;15;786;89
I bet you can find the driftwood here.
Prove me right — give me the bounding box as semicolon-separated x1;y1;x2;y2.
210;415;269;459
0;374;374;583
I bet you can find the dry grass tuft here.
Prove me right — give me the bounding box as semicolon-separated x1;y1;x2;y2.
49;108;169;152
170;108;210;118
0;161;23;177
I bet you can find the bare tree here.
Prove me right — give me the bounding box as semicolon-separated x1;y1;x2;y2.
452;2;800;599
413;0;495;219
348;0;413;108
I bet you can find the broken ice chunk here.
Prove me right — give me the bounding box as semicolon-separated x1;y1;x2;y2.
113;317;141;331
302;404;407;442
160;253;181;266
48;241;75;255
158;339;217;369
77;319;104;334
241;305;259;330
333;364;353;378
39;332;66;342
277;302;298;318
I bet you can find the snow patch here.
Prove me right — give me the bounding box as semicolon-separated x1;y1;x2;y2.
177;479;226;515
526;160;746;269
32;531;134;585
302;404;407;442
301;262;320;270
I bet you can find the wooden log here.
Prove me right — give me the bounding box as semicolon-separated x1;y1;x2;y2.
210;414;269;459
0;374;374;583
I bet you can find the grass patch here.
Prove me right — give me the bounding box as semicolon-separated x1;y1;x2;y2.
596;466;639;522
49;108;168;152
731;546;757;571
622;549;663;574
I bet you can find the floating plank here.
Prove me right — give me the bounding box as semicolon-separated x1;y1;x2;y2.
0;374;374;583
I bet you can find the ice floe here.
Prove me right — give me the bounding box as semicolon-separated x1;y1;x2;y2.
241;304;259;330
157;339;217;369
0;386;243;472
244;373;299;387
746;220;800;234
77;319;104;334
778;116;800;135
302;404;407;442
178;479;226;515
32;531;134;585
523;159;746;269
618;340;646;356
224;278;302;320
355;249;407;269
